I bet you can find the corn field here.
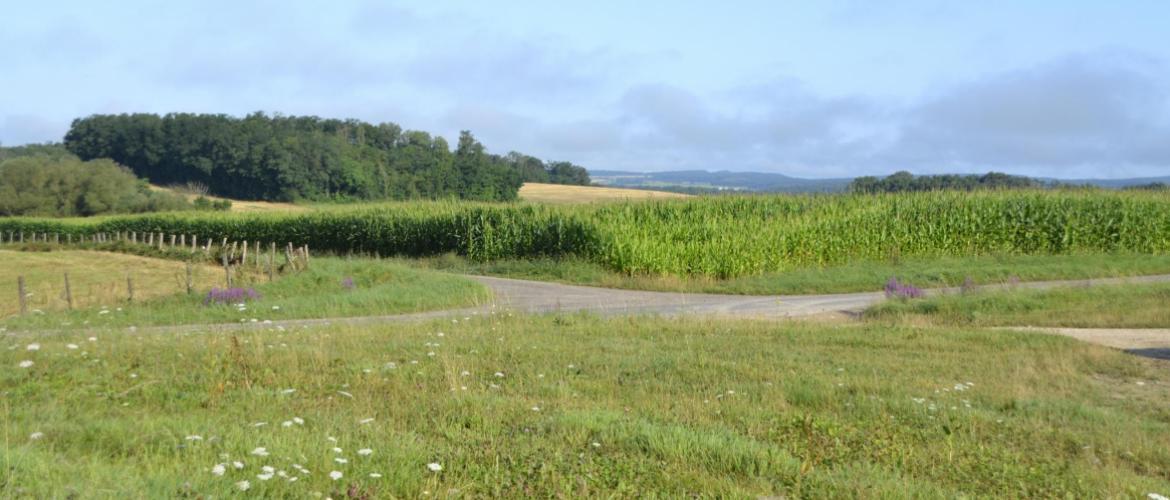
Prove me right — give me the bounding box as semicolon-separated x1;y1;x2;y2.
2;191;1168;278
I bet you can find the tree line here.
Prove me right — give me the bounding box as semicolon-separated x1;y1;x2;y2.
849;171;1044;193
0;154;197;217
63;113;591;202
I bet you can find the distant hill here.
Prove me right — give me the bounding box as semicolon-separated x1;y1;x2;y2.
1045;176;1170;189
591;169;1170;193
590;170;851;193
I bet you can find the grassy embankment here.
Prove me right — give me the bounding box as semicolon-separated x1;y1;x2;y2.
866;281;1170;329
2;316;1168;497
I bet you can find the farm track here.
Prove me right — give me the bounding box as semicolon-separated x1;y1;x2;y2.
9;273;1170;359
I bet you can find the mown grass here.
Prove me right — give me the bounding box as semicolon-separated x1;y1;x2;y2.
0;250;224;317
414;252;1170;295
1;257;489;331
866;282;1170;328
2;316;1168;497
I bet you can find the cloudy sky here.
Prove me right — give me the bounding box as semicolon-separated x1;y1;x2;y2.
3;1;1169;178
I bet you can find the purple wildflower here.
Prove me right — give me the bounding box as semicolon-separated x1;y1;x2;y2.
341;277;356;290
884;278;924;299
204;287;261;306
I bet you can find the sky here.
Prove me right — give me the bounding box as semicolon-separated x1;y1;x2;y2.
2;0;1169;179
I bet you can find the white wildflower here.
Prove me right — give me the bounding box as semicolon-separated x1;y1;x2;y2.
26;343;40;351
357;448;373;456
359;417;374;424
233;461;245;469
334;458;348;464
293;417;304;425
369;473;382;478
257;472;274;481
211;464;226;476
494;372;504;378
66;344;79;350
427;462;442;472
329;470;343;481
251;447;269;457
280;388;296;395
235;480;251;491
185;435;203;441
18;360;33;368
29;432;44;440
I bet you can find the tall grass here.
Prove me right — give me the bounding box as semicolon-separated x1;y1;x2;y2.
3;191;1168;278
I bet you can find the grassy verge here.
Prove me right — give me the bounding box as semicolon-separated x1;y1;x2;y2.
866;282;1170;328
2;257;489;330
413;252;1170;295
2;316;1168;497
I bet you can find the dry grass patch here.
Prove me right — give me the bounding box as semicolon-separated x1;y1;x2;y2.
0;250;222;316
519;182;690;204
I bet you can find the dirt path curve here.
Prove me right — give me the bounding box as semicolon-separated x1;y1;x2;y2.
471;273;1170;318
11;274;1170;351
72;272;1170;332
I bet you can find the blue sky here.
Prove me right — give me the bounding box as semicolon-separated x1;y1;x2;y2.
2;1;1169;178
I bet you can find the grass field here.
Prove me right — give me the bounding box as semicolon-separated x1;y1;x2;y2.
414;252;1170;295
0;250;224;317
1;254;489;330
867;281;1170;328
518;183;690;204
2;316;1168;497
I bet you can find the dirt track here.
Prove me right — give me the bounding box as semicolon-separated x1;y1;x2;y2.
9;273;1170;358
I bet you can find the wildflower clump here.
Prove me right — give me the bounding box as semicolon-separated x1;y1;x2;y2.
884;278;924;300
204;287;261;306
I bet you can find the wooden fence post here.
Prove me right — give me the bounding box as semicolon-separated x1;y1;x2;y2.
223;252;232;287
185;261;194;295
63;272;73;310
127;275;135;303
18;276;27;315
268;242;276;281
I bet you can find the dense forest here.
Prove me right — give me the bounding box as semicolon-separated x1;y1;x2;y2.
0;154;194;216
64;113;590;202
849;171;1043;193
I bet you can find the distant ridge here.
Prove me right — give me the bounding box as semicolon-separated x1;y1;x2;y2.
591;169;1170;193
590;169;851;193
